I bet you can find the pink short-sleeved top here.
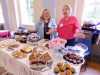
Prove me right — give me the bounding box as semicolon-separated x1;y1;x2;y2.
57;16;80;40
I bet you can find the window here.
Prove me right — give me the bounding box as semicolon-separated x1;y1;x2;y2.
0;2;4;23
19;0;35;25
82;0;100;23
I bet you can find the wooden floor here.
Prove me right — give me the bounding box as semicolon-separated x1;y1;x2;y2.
80;62;100;75
80;68;100;75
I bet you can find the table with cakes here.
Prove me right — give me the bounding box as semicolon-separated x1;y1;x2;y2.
0;33;85;75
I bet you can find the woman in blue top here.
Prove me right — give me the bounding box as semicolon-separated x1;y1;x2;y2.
35;9;57;40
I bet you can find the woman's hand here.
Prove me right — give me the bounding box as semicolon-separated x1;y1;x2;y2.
74;32;86;39
46;29;57;35
46;29;52;35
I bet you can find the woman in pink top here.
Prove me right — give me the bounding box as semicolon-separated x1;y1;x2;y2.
57;5;80;46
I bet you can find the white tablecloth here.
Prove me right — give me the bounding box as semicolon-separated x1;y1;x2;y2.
0;48;82;75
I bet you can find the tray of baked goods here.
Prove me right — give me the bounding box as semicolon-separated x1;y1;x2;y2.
20;44;33;53
12;50;27;59
11;44;33;58
37;38;67;49
54;62;75;75
7;43;21;51
0;39;20;48
48;38;67;49
29;47;53;71
63;52;84;65
37;39;49;48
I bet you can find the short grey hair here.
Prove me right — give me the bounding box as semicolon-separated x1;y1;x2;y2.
63;4;72;15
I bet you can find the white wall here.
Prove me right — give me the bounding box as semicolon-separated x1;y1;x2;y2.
1;0;84;30
43;0;56;18
33;0;84;23
56;0;76;21
1;0;17;31
74;0;85;24
33;0;43;23
55;0;84;23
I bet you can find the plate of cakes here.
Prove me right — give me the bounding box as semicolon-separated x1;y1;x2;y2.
63;52;84;65
12;50;27;59
54;62;75;75
29;48;53;71
20;45;33;53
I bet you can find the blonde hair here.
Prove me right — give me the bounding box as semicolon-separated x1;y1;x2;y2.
40;9;51;21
